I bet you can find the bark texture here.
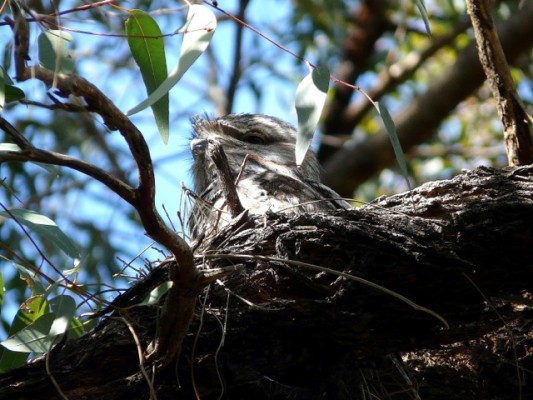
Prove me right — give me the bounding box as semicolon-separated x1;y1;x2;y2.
0;166;532;399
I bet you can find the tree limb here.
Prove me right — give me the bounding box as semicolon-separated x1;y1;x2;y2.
0;122;135;203
0;166;531;399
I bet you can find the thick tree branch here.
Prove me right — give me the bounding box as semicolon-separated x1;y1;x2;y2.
0;166;531;399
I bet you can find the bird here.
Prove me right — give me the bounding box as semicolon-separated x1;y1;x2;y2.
188;113;350;238
187;114;419;399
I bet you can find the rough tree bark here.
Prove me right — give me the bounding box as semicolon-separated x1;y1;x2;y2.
0;166;532;399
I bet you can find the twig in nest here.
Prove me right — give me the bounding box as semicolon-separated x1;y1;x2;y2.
207;142;244;217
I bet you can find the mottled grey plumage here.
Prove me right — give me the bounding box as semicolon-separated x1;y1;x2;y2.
189;113;350;238
188;114;418;398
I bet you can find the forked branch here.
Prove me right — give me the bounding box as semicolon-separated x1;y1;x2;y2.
4;2;200;367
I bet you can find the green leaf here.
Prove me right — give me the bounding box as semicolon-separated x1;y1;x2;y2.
0;69;25;106
127;4;216;120
48;295;76;337
125;10;169;143
2;41;12;72
0;296;48;371
5;84;25;103
414;0;431;35
0;209;81;258
294;65;330;166
375;102;412;191
0;312;55;353
0;295;76;356
38;30;74;74
135;281;173;307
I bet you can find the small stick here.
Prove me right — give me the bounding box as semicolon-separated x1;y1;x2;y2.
208;142;244;217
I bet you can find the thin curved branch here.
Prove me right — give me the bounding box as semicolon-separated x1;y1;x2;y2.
0;124;135;203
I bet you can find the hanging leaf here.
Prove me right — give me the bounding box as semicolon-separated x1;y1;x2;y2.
374;102;412;191
0;209;80;258
127;4;217;119
48;295;77;337
125;10;169;143
414;0;431;35
294;65;330;166
38;30;74;74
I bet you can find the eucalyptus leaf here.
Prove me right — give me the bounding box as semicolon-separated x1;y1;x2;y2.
0;209;80;258
0;66;5;112
0;296;49;371
0;144;57;174
0;143;21;152
67;317;85;339
127;4;216;119
375;102;412;191
48;295;77;337
295;65;330;166
125;10;169;143
13;263;46;295
0;69;25;104
38;30;74;74
4;85;25;102
0;270;4;310
136;281;173;307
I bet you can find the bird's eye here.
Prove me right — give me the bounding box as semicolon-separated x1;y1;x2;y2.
243;134;265;144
